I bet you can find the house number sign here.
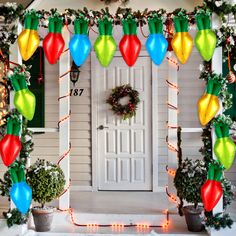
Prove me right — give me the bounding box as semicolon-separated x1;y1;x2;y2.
70;88;84;96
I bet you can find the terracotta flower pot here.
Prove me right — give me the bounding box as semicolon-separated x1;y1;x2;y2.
32;207;54;232
182;205;204;232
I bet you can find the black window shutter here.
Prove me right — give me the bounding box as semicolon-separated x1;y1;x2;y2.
23;47;45;127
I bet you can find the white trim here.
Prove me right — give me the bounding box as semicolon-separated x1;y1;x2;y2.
181;128;202;133
58;27;70;209
211;46;224;216
211;13;223;228
91;51;98;191
152;64;160;192
167;54;178;207
29;127;58;133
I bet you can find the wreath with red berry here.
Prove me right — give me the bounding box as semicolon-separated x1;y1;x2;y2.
106;84;140;120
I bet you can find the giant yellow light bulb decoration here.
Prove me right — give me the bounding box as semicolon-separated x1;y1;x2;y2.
171;12;193;64
18;10;40;61
198;78;221;126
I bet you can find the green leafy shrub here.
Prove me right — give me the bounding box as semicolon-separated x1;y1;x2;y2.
27;159;65;208
174;158;207;207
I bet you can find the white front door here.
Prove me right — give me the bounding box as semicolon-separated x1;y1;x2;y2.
94;53;152;190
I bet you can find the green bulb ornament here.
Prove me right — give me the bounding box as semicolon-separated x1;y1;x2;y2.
94;17;117;67
10;73;36;121
195;12;217;61
214;123;236;170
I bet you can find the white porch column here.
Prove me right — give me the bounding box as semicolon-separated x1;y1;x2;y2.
167;54;178;210
211;15;223;217
59;27;70;210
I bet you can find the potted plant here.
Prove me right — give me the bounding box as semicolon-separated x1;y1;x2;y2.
27;159;65;232
174;158;207;232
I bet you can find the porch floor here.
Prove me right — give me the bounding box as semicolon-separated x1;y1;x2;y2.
41;191;208;235
2;191;236;234
70;191;167;214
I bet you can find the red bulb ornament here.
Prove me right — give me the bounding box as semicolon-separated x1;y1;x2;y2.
201;163;223;212
119;17;141;67
0;117;22;167
43;16;65;64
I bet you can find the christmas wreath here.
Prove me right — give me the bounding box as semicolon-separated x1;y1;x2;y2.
106;84;140;120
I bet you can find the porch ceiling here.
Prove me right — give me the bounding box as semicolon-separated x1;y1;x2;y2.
1;0;204;12
0;0;33;8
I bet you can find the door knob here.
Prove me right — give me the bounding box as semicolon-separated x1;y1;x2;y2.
97;125;109;130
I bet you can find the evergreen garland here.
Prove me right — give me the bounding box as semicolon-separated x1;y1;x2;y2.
3;208;29;228
197;67;235;230
204;212;233;230
19;119;34;165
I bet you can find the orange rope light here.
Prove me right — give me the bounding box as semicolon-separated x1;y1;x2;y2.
167;102;179;113
166;165;176;177
58;178;72;198
166;121;179;129
165;54;179;205
57;142;71;165
58;92;70;101
165;186;178;203
62;48;70;54
166;79;179;94
166;56;179;71
89;26;99;34
58;111;71;128
57;206;169;228
166;136;178;153
139;25;148;38
58;70;70;81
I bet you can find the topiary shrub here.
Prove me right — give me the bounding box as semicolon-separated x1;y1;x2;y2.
174;158;207;208
27;159;65;208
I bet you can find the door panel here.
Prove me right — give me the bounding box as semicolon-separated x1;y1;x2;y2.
96;55;152;190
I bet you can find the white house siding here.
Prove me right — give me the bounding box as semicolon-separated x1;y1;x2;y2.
178;49;204;164
30;58;92;188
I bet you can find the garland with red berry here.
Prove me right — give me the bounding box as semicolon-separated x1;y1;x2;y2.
106;84;140;120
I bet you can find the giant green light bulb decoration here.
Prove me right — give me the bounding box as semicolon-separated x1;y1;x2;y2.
213;117;236;170
9;72;36;121
195;11;217;61
94;16;117;67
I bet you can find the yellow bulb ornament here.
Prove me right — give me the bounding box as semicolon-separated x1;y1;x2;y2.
18;11;40;61
171;13;193;64
198;78;221;126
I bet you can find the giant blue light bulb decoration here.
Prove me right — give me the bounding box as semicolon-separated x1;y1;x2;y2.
9;164;32;214
69;17;91;66
146;15;168;65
